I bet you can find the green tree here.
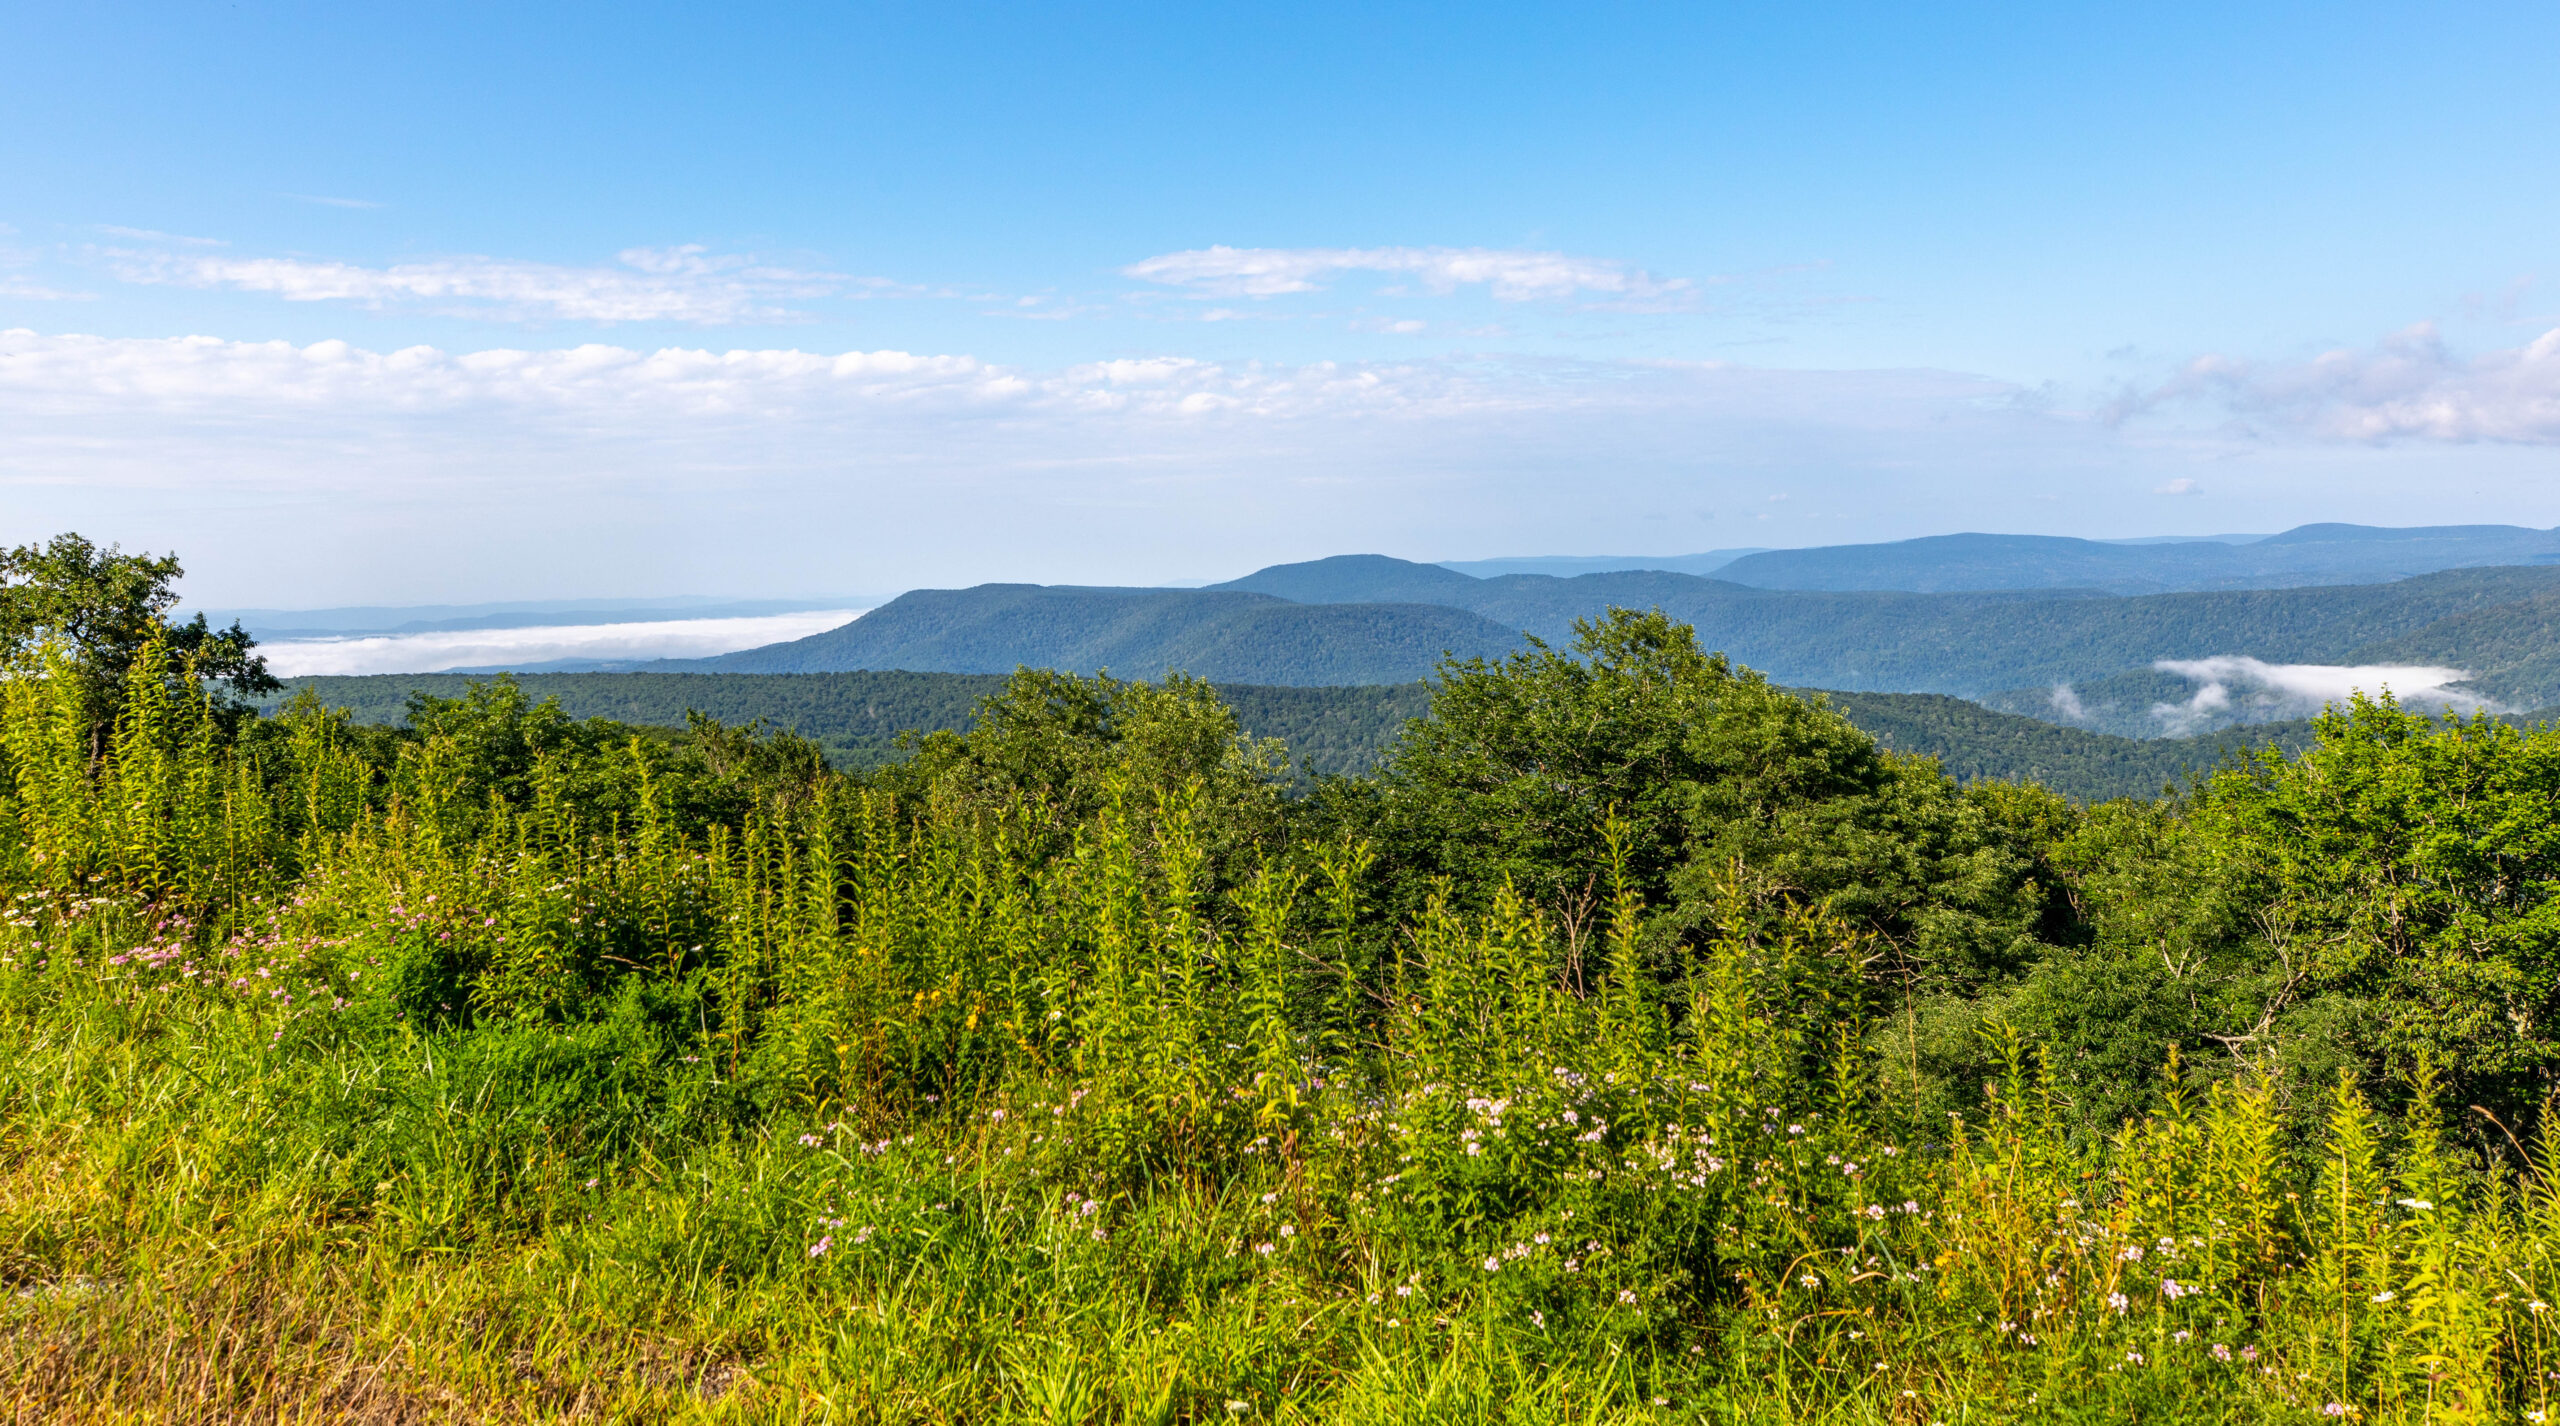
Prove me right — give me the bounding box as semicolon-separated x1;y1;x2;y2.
883;667;1292;877
0;532;279;747
2183;696;2560;1128
1367;609;2059;995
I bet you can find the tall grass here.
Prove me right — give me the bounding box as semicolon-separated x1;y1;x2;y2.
4;637;2556;1422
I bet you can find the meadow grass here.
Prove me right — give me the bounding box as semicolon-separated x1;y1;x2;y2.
6;642;2560;1423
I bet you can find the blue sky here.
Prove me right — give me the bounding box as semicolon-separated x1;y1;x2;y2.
3;1;2555;605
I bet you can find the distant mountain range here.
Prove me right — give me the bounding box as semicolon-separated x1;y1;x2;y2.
234;522;2560;741
1432;523;2560;595
694;555;2560;735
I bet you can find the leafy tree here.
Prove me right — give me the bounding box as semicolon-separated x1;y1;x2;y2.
0;532;278;746
2185;697;2560;1128
1366;609;2060;995
881;667;1293;882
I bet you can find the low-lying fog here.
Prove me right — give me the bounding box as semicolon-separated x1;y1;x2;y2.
261;609;865;677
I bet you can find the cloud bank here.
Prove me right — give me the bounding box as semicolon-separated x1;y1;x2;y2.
261;609;864;676
1123;245;1690;305
2149;655;2489;733
2120;323;2560;445
3;325;2114;603
0;328;2013;426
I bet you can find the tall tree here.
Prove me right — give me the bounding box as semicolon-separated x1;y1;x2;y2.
0;532;280;746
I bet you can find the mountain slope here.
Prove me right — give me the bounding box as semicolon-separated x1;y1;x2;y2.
1211;554;1489;605
703;584;1526;684
2344;587;2560;707
1193;557;2560;695
1692;523;2560;595
1435;550;1768;579
688;559;2560;736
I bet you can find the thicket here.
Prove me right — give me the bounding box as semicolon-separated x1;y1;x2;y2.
9;582;2560;1420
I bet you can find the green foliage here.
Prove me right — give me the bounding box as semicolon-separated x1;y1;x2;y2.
1369;611;2053;1004
275;669;1437;778
24;592;2560;1418
0;532;278;743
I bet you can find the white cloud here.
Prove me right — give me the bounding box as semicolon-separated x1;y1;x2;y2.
105;244;864;324
1123;245;1691;306
2149;655;2490;734
2048;684;2089;721
2121;323;2560;444
0;325;2165;605
263;609;864;676
2156;477;2201;495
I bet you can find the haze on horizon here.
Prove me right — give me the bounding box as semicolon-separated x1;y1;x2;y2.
3;1;2554;609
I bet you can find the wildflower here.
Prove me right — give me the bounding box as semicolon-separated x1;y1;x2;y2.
2123;1351;2144;1365
2323;1406;2346;1418
1395;1285;1412;1297
1902;1200;1920;1214
2120;1245;2145;1262
2240;1346;2258;1362
1255;1242;1274;1256
798;1134;821;1147
1864;1204;1886;1220
2396;1198;2433;1211
1618;1290;1637;1305
2173;1330;2191;1344
2161;1279;2188;1300
1279;1224;1295;1238
1484;1257;1501;1273
1799;1274;1821;1289
808;1235;832;1257
1226;1402;1248;1415
1530;1310;1545;1328
2211;1344;2232;1362
2107;1292;2129;1314
2370;1290;2396;1304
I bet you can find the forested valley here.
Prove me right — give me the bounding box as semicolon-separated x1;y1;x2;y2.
10;535;2560;1422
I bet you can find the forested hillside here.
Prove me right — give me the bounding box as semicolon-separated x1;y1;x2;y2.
278;670;2315;801
702;583;1523;684
277;671;1438;778
700;559;2560;730
1427;523;2560;594
1706;521;2560;594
